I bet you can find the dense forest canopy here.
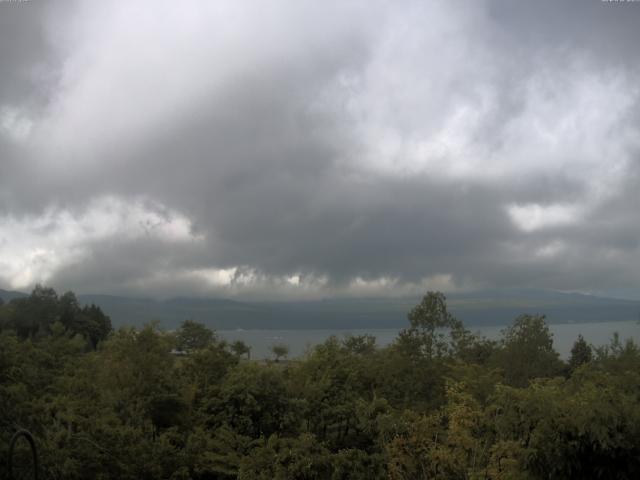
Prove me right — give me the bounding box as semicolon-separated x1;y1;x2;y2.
1;287;639;479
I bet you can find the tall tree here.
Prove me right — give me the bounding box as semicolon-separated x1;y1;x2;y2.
79;304;113;349
11;284;59;338
396;291;472;362
569;334;592;371
492;314;563;387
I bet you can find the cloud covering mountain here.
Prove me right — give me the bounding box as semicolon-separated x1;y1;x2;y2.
1;0;640;299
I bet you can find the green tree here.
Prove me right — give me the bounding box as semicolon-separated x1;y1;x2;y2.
230;340;251;359
77;304;112;349
97;323;182;434
271;343;289;362
10;284;59;338
204;363;299;438
59;290;81;331
175;319;215;352
291;336;382;449
238;433;332;480
491;314;563;387
179;341;238;401
397;291;468;360
568;334;592;371
0;299;13;332
342;334;376;355
331;448;386;480
385;383;488;480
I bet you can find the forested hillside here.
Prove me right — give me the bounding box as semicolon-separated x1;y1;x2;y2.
1;287;640;479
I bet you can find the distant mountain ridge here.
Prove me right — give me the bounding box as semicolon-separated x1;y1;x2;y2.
2;287;640;330
0;289;28;302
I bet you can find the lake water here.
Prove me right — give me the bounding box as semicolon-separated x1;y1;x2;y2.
218;321;640;360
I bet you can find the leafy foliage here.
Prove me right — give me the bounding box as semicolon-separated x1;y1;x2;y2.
175;320;215;352
490;314;564;387
568;334;592;371
1;286;639;479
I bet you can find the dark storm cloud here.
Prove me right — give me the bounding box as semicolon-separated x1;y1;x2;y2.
1;0;640;298
0;1;53;103
487;0;640;68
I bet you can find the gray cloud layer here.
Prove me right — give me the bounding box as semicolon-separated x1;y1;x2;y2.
1;0;640;299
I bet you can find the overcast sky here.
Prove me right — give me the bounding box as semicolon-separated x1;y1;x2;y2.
1;0;640;300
